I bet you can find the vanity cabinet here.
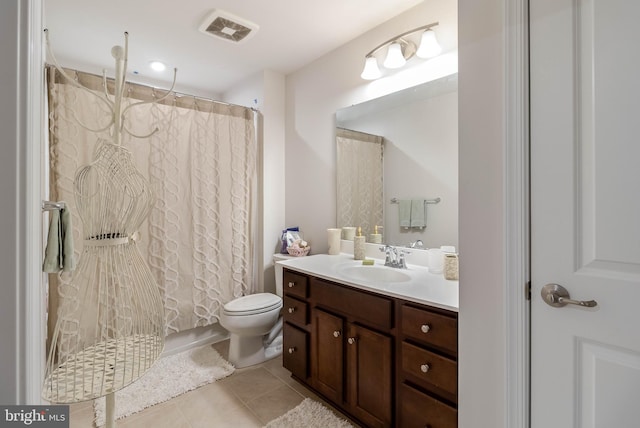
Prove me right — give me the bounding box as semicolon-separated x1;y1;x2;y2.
312;307;393;428
311;277;393;428
282;267;458;428
398;304;458;428
282;271;310;381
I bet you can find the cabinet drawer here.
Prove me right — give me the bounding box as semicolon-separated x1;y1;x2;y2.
311;278;393;329
283;295;308;326
283;270;309;299
401;342;457;397
401;304;457;355
283;322;308;380
398;383;457;428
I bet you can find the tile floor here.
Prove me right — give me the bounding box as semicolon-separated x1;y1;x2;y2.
68;340;354;428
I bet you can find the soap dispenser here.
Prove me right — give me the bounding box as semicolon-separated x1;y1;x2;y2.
354;226;366;260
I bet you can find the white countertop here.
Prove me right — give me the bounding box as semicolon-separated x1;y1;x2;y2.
277;253;459;312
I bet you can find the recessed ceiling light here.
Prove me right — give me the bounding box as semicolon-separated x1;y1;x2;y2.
149;61;166;72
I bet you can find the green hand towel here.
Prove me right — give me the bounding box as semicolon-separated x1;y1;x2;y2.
42;210;61;273
60;207;75;272
410;199;426;228
399;199;411;228
42;206;75;273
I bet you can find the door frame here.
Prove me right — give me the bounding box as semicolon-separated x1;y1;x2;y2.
17;0;46;405
504;0;530;426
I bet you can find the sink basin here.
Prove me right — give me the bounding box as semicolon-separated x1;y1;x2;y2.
338;265;412;283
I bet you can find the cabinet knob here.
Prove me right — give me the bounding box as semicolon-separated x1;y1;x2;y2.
288;281;295;288
288;307;295;314
420;364;430;373
347;337;357;345
288;347;296;354
333;330;341;338
420;324;431;333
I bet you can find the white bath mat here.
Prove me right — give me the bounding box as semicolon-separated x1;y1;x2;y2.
264;398;355;428
93;344;234;427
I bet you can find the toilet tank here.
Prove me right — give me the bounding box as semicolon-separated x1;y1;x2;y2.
273;253;294;297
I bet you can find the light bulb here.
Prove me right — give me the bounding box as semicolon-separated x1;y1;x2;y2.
416;30;442;59
383;42;406;69
360;56;382;80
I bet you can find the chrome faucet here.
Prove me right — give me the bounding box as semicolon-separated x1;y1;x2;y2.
379;245;409;269
397;249;408;269
408;239;424;249
379;245;395;266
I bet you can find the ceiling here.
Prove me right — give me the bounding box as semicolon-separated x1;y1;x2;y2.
44;0;424;97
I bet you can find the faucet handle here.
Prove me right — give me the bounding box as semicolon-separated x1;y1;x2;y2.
398;249;409;269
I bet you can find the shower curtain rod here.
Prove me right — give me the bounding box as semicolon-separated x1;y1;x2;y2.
169;89;259;113
336;127;383;138
46;64;259;114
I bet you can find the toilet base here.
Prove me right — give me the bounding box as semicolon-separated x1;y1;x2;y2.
265;335;283;360
227;333;281;368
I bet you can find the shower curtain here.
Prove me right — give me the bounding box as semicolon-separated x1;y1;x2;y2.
47;67;257;335
336;128;384;238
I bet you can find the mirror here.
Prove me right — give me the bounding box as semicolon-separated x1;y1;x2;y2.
336;73;458;248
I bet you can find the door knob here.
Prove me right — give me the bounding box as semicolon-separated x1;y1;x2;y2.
333;330;341;338
541;283;597;308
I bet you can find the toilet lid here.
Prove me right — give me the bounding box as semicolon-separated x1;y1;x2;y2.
223;293;282;316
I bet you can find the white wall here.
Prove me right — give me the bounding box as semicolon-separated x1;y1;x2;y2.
285;0;458;254
458;0;508;427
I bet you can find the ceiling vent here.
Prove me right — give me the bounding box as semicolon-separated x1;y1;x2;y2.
199;10;259;43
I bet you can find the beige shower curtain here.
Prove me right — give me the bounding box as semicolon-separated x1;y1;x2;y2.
47;67;257;335
336;128;384;238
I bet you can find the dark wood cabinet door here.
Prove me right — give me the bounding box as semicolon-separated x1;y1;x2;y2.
283;322;308;380
346;323;393;428
312;308;344;403
398;383;457;428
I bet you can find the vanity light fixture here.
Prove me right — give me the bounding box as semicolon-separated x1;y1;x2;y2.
360;22;442;80
416;29;442;59
383;42;408;69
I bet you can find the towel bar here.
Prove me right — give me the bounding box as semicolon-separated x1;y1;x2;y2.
390;197;441;205
42;201;64;211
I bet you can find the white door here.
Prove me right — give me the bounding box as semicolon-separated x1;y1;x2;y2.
530;0;640;427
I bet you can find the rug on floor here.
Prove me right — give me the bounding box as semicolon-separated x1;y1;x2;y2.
264;398;355;428
93;344;235;427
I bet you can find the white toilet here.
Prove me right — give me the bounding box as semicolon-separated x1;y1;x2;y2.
219;254;290;368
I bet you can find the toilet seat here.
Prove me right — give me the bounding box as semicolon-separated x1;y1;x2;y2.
223;293;282;316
